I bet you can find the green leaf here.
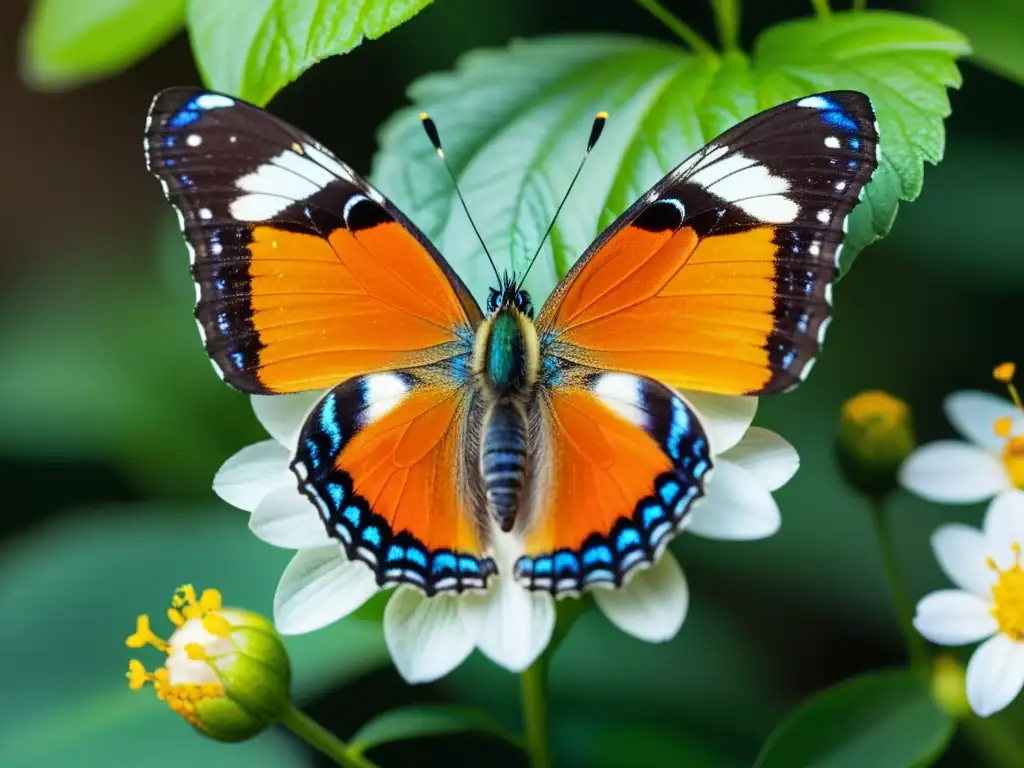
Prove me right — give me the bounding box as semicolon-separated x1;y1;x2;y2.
923;0;1024;85
0;504;388;765
372;13;967;302
187;0;435;105
754;669;955;768
21;0;185;90
350;705;523;754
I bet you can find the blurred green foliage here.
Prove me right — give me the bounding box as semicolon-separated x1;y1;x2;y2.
5;0;1024;765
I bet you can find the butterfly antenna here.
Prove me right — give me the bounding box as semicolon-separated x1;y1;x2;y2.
420;113;501;285
520;111;608;285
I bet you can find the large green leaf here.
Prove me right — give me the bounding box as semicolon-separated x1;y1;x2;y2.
350;705;523;754
372;13;967;303
754;669;955;768
187;0;435;105
0;505;388;766
924;0;1024;86
21;0;185;90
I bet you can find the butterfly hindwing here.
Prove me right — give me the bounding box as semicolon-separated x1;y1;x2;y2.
537;90;878;396
515;370;712;593
292;369;494;594
145;88;482;395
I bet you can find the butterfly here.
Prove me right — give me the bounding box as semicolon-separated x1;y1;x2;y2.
145;88;877;596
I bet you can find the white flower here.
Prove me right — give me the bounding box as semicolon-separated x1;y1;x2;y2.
214;388;797;682
914;491;1024;717
899;390;1024;504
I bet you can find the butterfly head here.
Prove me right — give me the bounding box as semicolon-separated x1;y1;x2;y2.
486;276;534;320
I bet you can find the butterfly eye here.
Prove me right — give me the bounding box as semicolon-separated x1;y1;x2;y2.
516;291;534;319
487;288;499;312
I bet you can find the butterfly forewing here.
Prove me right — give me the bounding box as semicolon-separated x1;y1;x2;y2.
145;88;481;395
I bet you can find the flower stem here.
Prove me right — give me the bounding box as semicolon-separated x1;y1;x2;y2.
633;0;717;58
520;657;551;768
281;705;378;768
809;0;832;19
708;0;740;51
868;498;930;678
963;714;1024;768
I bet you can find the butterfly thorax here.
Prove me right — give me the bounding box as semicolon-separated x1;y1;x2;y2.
473;290;540;532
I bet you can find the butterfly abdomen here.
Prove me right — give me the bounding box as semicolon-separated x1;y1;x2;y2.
481;399;529;532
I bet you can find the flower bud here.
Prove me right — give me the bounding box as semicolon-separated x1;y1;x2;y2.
931;654;969;718
126;585;291;742
837;390;916;498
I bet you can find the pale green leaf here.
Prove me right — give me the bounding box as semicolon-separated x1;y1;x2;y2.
372;13;968;304
187;0;434;105
755;669;955;768
21;0;185;90
350;706;522;753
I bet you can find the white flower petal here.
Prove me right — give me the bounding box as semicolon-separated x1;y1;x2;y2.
680;391;757;454
932;524;996;597
966;634;1024;717
251;391;325;447
213;440;292;512
945;391;1022;451
250;486;331;549
383;587;476;684
593;554;688;642
461;576;555;672
685;460;780;540
274;547;379;635
913;590;998;645
898;441;1007;503
720;427;799;491
984;491;1024;567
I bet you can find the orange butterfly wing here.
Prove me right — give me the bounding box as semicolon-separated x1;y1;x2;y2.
293;370;493;594
537;91;879;396
146;88;481;395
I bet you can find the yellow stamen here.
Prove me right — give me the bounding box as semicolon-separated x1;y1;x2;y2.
995;417;1014;438
125;614;167;652
199;588;222;612
167;607;185;627
127;660;150;690
990;542;1024;641
1002;437;1024;489
185;642;208;661
202;613;232;639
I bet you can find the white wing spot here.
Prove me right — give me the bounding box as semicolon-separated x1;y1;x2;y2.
817;209;831;224
824;136;840;149
798;96;830;109
809;242;821;257
688;150;798;223
593;373;649;429
199;207;213;220
302;144;356;182
195;94;235;110
835;181;847;192
186;134;203;147
363;374;411;423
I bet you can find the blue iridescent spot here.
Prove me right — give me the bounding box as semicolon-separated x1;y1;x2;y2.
304;438;321;469
179;174;193;187
327;482;344;508
616;527;642;552
666;397;690;459
407;548;427;568
387;545;404;562
217;313;230;333
458;557;480;574
433;552;457;574
554;552;579;573
534;558;553;575
169;110;200;129
847;160;858;169
782;350;797;369
342;505;360;527
582;545;613;566
214;278;227;292
362;525;381;547
164;136;177;148
642;504;665;529
823;109;858;133
849;137;861;150
231;351;245;370
320;393;341;453
516;558;534;575
693;459;709;479
659;480;680;506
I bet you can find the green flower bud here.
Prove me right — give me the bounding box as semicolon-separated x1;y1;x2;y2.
126;585;291;743
837;390;916;498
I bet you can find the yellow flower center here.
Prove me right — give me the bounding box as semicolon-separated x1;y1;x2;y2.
1002;437;1024;489
992;362;1024;489
125;584;231;726
989;543;1024;641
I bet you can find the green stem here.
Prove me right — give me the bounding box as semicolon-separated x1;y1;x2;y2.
633;0;717;58
708;0;740;51
868;498;930;678
281;705;379;768
809;0;832;19
963;715;1024;768
520;657;551;768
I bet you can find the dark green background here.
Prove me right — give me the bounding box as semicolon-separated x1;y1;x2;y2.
1;0;1021;765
